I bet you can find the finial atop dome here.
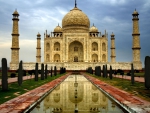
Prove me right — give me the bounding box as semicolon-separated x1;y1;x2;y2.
75;0;77;8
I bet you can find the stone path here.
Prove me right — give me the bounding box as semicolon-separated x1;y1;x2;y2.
0;73;70;113
82;73;150;113
0;73;149;113
0;75;35;86
114;75;144;83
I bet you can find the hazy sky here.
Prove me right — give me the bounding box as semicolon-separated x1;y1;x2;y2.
0;0;150;67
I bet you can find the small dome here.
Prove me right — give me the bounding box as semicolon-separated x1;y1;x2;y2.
37;32;41;36
133;9;139;15
90;24;98;32
111;32;115;36
54;25;62;32
62;7;90;29
13;10;19;15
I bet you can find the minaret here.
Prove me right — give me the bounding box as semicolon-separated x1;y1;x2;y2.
11;10;20;64
110;32;116;62
132;9;141;63
36;32;41;62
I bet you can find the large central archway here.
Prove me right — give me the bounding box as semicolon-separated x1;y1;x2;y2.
69;41;83;62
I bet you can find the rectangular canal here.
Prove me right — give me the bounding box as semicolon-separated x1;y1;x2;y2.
30;75;127;113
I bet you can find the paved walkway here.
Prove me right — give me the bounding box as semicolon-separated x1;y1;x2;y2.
0;74;145;86
114;75;144;83
0;73;70;113
0;75;35;86
82;73;150;113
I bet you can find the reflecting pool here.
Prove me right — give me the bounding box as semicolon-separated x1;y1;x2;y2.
30;75;126;113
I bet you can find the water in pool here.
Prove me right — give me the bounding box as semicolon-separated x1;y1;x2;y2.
30;75;126;113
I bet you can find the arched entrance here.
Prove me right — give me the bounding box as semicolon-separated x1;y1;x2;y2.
69;41;83;62
74;56;78;62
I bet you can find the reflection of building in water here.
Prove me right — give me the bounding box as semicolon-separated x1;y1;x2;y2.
43;75;108;112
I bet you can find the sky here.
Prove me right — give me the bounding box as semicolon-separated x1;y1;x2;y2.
0;0;150;67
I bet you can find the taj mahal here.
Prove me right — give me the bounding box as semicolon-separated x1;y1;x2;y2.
10;1;142;70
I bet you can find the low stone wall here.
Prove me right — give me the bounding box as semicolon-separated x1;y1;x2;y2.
10;62;142;70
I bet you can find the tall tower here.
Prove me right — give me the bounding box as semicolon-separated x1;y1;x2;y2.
110;32;116;62
36;32;41;62
132;9;141;63
11;10;20;64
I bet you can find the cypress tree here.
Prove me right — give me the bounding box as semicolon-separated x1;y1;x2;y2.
99;66;101;77
63;67;66;73
60;67;61;74
144;56;150;89
18;60;23;86
1;58;8;91
95;66;97;76
103;65;105;77
109;65;113;80
51;66;53;77
35;63;38;81
54;66;57;76
41;63;44;80
105;65;108;78
131;63;134;85
45;64;48;79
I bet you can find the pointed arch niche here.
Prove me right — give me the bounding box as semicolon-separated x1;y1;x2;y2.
69;41;83;62
102;42;106;51
54;42;60;51
92;42;98;51
46;54;50;62
102;54;106;62
54;54;60;62
46;43;50;52
92;54;98;62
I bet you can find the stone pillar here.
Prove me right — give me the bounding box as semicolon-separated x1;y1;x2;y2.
132;9;141;63
36;33;41;62
110;32;116;62
11;10;20;64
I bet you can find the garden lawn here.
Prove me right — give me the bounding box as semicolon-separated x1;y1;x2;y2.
88;73;150;102
0;74;64;104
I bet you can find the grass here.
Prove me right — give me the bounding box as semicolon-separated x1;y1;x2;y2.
88;73;150;102
119;72;144;77
0;73;65;104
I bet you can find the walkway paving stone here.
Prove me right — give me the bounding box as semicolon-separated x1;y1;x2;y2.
0;76;35;85
114;75;144;83
0;73;70;113
82;73;150;113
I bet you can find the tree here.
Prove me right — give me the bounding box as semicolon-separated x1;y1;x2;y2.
103;65;105;77
109;65;113;80
35;63;38;81
105;65;108;78
41;63;44;80
1;58;8;91
144;56;150;89
18;60;23;86
51;66;53;77
45;64;48;79
54;66;57;76
131;63;134;85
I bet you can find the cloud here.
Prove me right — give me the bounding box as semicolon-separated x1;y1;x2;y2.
95;0;126;5
102;16;116;23
141;0;150;12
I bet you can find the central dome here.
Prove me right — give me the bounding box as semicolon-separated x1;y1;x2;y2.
62;7;90;29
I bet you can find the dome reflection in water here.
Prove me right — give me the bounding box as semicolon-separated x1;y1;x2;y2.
31;75;125;113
